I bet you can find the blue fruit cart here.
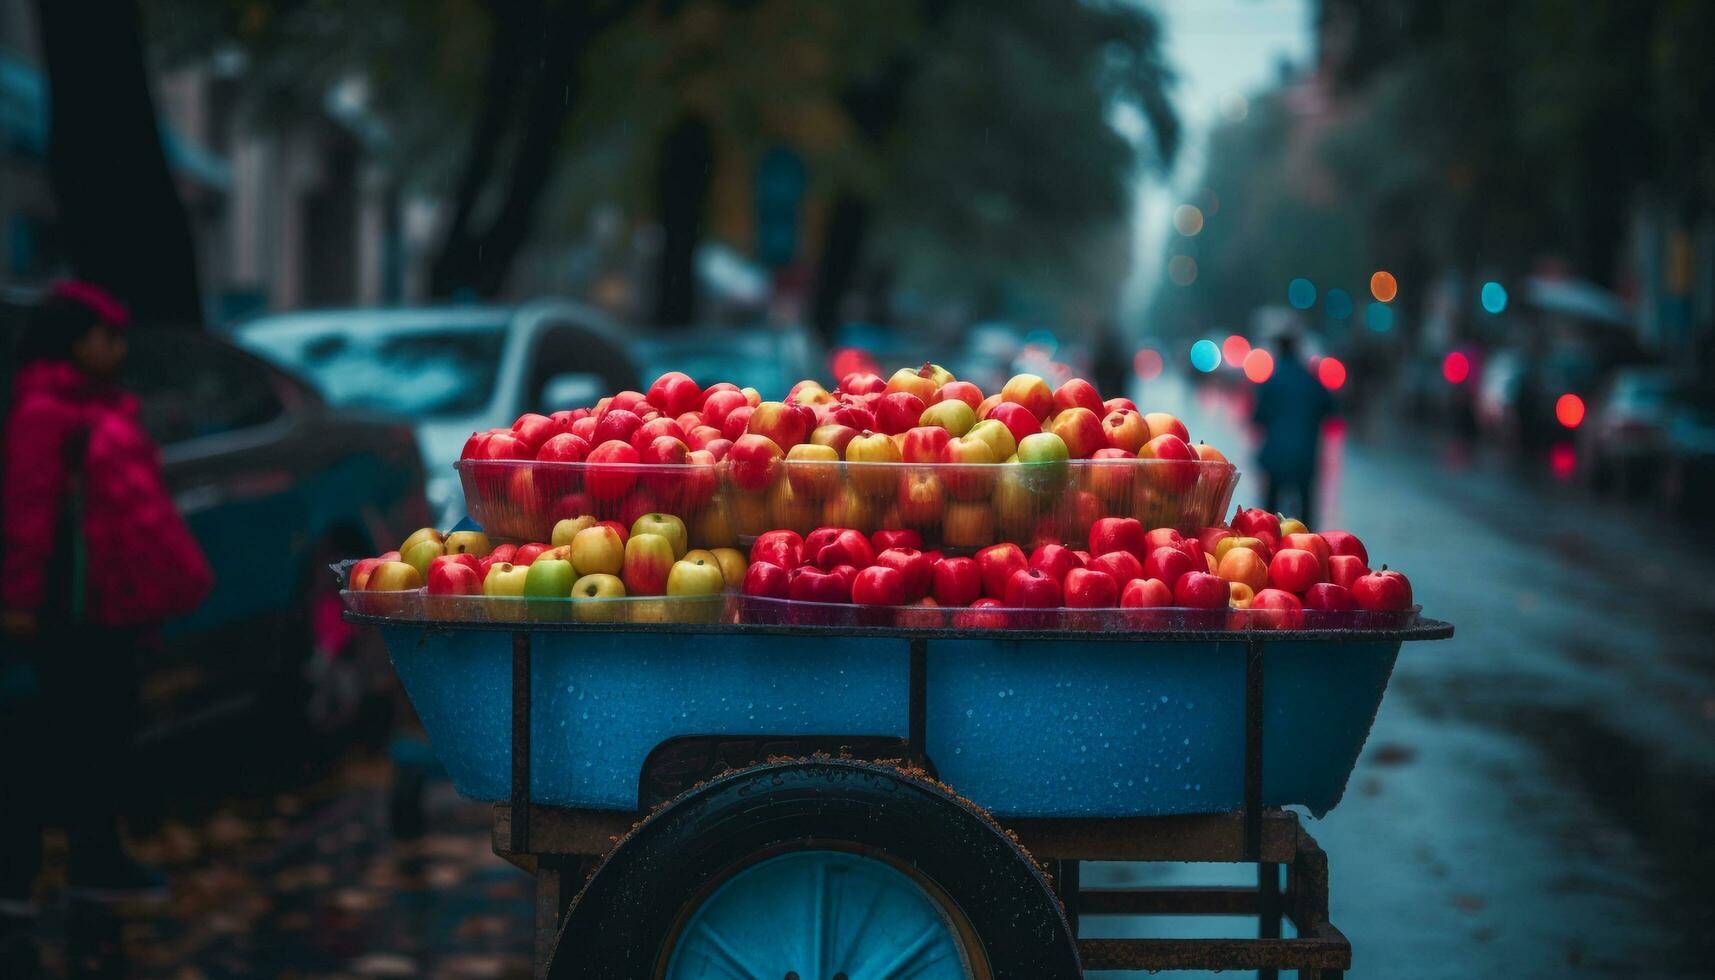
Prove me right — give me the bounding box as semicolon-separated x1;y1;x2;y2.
352;608;1451;979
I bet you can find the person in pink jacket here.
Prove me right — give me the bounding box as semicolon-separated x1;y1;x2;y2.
2;282;211;932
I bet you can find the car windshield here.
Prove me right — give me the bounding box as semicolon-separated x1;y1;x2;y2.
242;322;507;418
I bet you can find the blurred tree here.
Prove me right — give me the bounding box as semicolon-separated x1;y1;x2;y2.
36;0;203;327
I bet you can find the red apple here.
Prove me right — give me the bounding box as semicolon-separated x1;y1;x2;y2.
900;425;952;464
479;430;531;460
831;404;877;432
1120;577;1173;608
512;542;551;566
728;433;784;492
1249;588;1305;629
702;389;750;430
747;401;814;450
1352;567;1412;611
787;565;850;603
976;543;1029;600
1328;554;1369;590
1231;507;1281;539
1103;397;1138;415
593;409;644;447
647;371;703;416
586;440;640;500
742;561;790;599
1173;572;1230;609
1144;546;1194;589
1086;447;1134;501
703;438;733;461
876;392;929;435
809;423;860;458
679;448;719;510
875;548;932;601
931;556;982;607
571;416;598;442
1268;548;1322;593
427;556;483;595
1053;378;1104;417
512;413;557;453
629;417;687;455
933;381;985;410
1029;544;1083;583
460;431;491;460
1197;527;1234;555
607;390;653;415
1088;550;1143;585
536;432;591;463
1001;373;1055;420
720;405;756;442
1318;530;1369;566
685;425;724;451
750;529;803;570
871;529;922;552
849;565;906;606
1138;433;1198;492
840;372;888;396
816;528;875;571
1004;567;1062;608
954;596;1009;630
1063;567;1118;608
1142;412;1190;443
1089;517;1147;561
1303;582;1356;611
676;411;705;433
1102;409;1151;453
1143;527;1183;553
984;401;1042;448
1049;407;1106;459
802;527;848;563
348;557;385;591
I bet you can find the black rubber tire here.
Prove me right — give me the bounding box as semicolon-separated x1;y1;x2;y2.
548;759;1081;980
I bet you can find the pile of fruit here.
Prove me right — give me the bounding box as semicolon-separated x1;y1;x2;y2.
457;365;1237;546
343;361;1419;630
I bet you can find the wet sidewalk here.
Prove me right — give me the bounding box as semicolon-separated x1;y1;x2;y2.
17;755;534;980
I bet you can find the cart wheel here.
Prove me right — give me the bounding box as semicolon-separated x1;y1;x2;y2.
548;759;1079;980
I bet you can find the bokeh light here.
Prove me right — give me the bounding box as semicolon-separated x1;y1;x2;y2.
831;347;879;381
1481;281;1508;314
1242;348;1275;383
1325;288;1354;320
1219;92;1248;122
1287;277;1317;310
1556;393;1585;429
1222;334;1250;367
1189;339;1221;373
1549;442;1577;481
1442;351;1470;384
1168;255;1198;286
1364;302;1394;332
1133;348;1164;381
1173;205;1205;236
1317;357;1347;390
1370;271;1398;302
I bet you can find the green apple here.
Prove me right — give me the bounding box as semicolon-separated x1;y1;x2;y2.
1015;431;1070;493
367;560;422;591
667;557;725;596
709;547;747;589
443;530;490;556
622;532;676;596
630;513;688;558
524;557;576;620
570;525;624;575
966;418;1018;463
918;399;976;437
570;573;627;622
551;516;598;548
401;538;445;580
398;527;443;555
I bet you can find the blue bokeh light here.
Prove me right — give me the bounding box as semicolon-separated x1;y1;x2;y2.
1288;278;1317;310
1325;288;1354;320
1481;281;1508;314
1190;339;1222;372
1364;301;1394;332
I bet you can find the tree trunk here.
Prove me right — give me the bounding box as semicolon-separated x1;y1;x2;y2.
35;0;203;328
810;190;869;344
652;114;713;326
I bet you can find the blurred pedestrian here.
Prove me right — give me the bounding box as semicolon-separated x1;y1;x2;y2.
1251;332;1336;526
1;283;211;935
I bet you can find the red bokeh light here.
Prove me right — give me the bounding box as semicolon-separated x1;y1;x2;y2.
1549;442;1577;480
1555;393;1585;429
1133;348;1164;380
1242;348;1275;383
1317;357;1347;390
831;347;879;382
1222;334;1250;368
1442;351;1470;384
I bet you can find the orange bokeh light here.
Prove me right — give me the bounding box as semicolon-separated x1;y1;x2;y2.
1317;357;1347;390
1242;348;1275;383
1556;393;1585;429
1370;271;1398;303
1222;334;1250;367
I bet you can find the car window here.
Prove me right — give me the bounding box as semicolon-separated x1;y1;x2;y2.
125;332;285;446
526;323;638;413
241;322;508;419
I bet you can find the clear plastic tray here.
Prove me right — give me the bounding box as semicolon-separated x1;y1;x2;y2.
457;457;1239;552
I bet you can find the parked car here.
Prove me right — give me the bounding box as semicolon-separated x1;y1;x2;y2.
235;301;640;528
1580;368;1673;493
1;295;428;745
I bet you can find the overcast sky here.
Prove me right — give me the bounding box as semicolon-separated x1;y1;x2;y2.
1123;0;1314;320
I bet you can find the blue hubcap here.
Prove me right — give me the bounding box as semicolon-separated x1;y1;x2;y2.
663;850;976;979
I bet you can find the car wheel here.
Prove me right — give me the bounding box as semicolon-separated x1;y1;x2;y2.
549;759;1080;980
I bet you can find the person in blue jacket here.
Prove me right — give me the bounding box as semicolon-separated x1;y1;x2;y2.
1251;332;1336;527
